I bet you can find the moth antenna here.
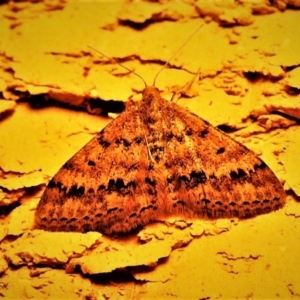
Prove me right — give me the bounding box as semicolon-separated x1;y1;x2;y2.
152;24;204;87
88;46;147;88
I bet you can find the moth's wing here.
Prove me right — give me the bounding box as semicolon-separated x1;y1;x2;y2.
35;101;159;234
35;93;286;235
151;99;286;219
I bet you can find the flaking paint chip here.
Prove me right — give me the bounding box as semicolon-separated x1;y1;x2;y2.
1;230;102;267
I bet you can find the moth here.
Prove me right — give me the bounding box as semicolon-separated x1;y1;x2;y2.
35;27;286;235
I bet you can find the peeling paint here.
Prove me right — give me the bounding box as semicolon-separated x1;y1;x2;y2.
0;0;300;298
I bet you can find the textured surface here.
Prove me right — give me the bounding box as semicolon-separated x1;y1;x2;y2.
35;86;285;234
1;1;300;299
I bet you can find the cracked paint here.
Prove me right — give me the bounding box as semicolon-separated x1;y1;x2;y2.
0;0;300;299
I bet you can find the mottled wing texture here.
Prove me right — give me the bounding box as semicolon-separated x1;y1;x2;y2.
35;87;285;235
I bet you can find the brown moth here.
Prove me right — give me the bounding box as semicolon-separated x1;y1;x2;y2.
35;27;285;235
35;85;285;235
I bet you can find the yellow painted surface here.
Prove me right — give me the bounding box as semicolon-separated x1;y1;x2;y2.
0;1;300;299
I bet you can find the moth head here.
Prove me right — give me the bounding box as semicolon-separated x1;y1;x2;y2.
142;86;161;104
